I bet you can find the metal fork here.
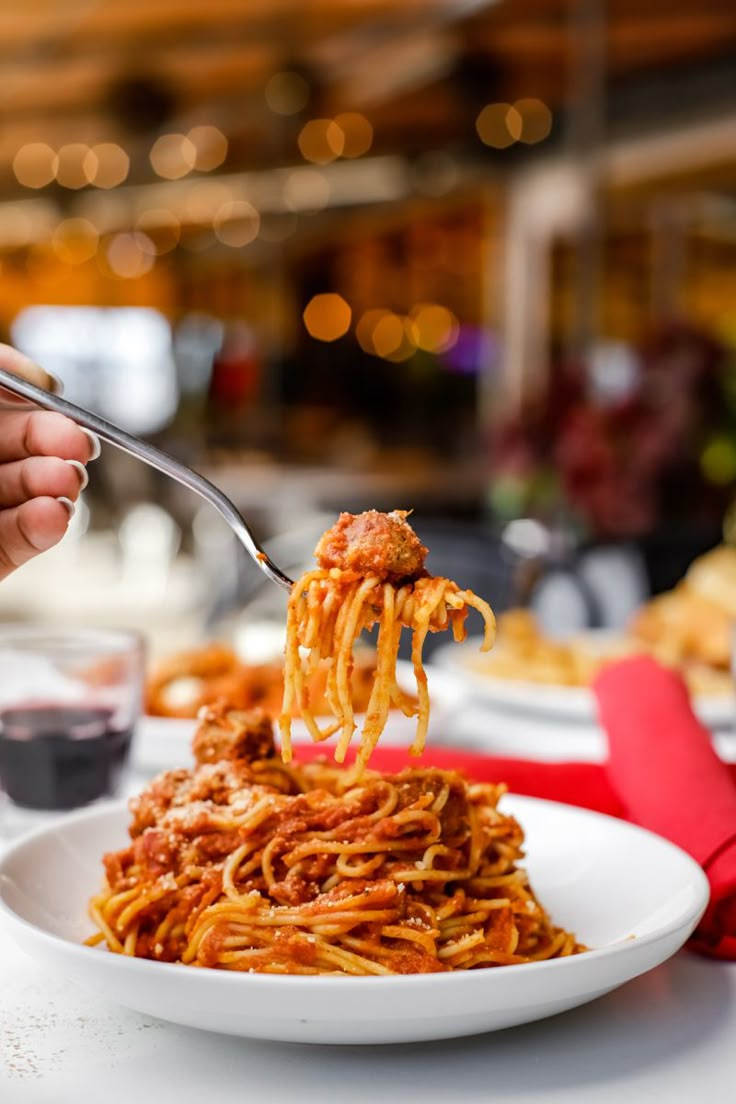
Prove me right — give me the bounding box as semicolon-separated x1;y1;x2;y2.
0;365;295;592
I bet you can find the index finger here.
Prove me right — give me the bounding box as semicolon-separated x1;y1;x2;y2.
0;343;60;405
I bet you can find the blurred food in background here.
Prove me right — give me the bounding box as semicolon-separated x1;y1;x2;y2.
145;643;417;721
462;605;734;699
631;545;736;673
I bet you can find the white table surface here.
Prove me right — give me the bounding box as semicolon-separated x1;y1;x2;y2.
2;707;736;1104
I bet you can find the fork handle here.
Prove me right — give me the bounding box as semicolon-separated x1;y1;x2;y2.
0;365;293;591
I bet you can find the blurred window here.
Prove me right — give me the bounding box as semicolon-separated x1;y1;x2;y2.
11;306;178;435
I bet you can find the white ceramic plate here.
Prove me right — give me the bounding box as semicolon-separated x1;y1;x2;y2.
431;637;735;730
133;660;463;774
0;794;708;1044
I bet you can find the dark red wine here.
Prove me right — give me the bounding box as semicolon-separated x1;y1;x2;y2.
0;705;132;810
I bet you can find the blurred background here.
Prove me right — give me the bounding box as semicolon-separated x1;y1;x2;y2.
1;0;736;655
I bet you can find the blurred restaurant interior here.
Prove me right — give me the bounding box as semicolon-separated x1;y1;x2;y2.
1;0;736;655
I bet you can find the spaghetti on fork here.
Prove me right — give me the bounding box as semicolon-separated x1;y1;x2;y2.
279;510;496;770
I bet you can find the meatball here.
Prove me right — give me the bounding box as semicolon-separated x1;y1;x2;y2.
192;703;276;765
314;510;427;584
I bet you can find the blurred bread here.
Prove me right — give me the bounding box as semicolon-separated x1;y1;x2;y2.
630;545;736;669
685;545;736;619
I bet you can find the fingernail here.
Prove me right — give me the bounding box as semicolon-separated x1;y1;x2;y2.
80;428;101;461
65;459;89;490
56;496;76;518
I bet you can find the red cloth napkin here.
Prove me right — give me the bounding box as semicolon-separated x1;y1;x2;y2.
594;657;736;960
296;656;736;959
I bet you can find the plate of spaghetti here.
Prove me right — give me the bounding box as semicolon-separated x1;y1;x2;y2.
0;707;708;1044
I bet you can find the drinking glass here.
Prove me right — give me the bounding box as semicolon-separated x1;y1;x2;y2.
0;625;144;814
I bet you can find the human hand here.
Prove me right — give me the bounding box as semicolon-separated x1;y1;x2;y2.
0;344;99;581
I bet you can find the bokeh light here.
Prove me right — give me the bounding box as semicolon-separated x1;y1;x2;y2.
408;304;460;353
514;98;553;144
56;143;96;189
213;200;260;246
298;119;345;164
366;311;415;361
356;309;389;355
476;103;521;149
150;133;197;180
265;70;310;116
86;143;129;188
701;437;736;485
334;113;373;158
106;232;156;277
13;143;58;188
51;218;99;264
303;293;351;342
188;125;228;171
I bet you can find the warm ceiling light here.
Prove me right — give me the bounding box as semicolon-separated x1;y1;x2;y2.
297;119;345;164
357;310;418;362
371;312;409;359
505;106;523;142
265;70;310;116
476;103;520;149
282;168;330;213
334;113;373;158
86;143;130;188
150;133;197;180
514;98;553;144
13;143;58;188
303;293;351;342
56;143;96;189
106;232;155;277
135;209;181;254
51;218;99;264
213;200;260;246
356;309;389;355
188;125;228;172
409;304;460;353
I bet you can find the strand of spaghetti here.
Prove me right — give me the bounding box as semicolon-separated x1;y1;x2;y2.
446;589;496;650
280;569;338;757
283;634;335;752
331;576;380;756
408;579;453;755
278;590;302;762
303;576;329;651
348;582;396;767
321;576;357;728
87;896;126;953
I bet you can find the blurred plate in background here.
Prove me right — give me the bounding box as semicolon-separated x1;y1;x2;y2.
431;636;735;732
